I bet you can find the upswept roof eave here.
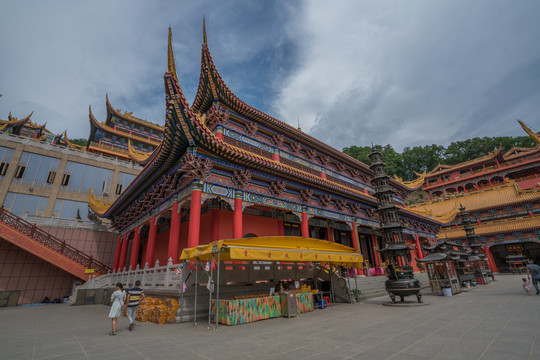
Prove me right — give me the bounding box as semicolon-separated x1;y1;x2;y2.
105;94;164;132
426;147;503;178
88;106;160;147
191;44;387;181
411;181;540;214
441;215;540;239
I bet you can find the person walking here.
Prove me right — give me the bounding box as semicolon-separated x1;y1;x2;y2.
522;277;532;296
108;282;126;335
526;259;540;295
126;280;144;331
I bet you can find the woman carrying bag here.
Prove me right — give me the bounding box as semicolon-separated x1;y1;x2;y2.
108;282;126;335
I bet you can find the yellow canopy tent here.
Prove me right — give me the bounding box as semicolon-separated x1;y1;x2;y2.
179;236;363;329
180;236;363;267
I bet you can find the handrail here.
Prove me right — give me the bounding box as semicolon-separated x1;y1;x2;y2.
0;207;111;274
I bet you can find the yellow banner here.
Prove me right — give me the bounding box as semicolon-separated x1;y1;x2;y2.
228;248;362;267
85;269;95;274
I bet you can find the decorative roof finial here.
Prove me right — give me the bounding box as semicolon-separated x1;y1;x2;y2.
297;117;301;131
203;17;208;46
168;27;178;79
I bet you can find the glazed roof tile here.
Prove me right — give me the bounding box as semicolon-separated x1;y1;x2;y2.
441;215;540;239
411;181;540;214
191;37;415;192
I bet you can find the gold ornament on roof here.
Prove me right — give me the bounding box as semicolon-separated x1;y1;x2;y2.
88;188;114;216
518;120;540;144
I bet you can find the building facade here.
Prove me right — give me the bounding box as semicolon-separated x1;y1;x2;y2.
0;105;143;304
91;27;442;275
406;124;540;271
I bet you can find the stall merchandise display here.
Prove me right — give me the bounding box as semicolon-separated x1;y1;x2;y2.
296;292;314;313
136;296;155;322
166;298;180;323
135;297;178;325
213;291;314;326
213;295;281;326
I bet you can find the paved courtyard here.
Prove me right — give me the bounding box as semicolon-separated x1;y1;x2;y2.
0;274;538;360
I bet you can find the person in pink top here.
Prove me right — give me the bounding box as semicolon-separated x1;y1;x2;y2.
522;277;532;296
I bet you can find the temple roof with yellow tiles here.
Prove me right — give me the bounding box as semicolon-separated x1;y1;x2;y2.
409;181;540;220
439;214;540;240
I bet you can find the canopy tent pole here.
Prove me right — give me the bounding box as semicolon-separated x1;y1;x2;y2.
354;266;359;302
330;263;335;304
214;250;220;331
180;262;185;322
207;253;214;329
194;258;199;325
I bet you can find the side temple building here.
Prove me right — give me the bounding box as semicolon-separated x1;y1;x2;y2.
406;123;540;271
90;27;443;274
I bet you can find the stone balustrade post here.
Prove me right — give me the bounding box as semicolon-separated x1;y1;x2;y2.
152;260;160;286
165;258;173;286
142;262;149;286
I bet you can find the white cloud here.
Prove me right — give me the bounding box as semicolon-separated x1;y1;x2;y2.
274;1;540;150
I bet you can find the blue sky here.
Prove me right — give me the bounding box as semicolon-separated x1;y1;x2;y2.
1;0;540;151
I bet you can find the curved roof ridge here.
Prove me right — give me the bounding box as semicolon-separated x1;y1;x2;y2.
105;94;164;131
191;30;379;176
88;105;160;147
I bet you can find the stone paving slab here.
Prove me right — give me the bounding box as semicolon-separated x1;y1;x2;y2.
0;274;539;360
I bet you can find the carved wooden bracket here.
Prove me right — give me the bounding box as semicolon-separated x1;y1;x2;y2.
320;155;330;165
299;188;314;203
335;163;346;172
349;203;363;214
269;180;286;196
205;104;229;130
271;134;284;147
305;149;317;160
179;153;213;181
289;142;302;154
334;199;348;211
244;122;258;137
319;194;332;207
232;170;251;189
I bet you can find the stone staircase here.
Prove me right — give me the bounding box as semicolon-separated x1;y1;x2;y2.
0;207;111;280
349;272;430;301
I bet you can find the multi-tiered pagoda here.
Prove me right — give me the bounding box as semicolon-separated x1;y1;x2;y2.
369;147;422;303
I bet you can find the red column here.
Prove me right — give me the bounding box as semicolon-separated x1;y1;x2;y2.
145;215;157;267
129;226;141;270
168;201;181;262
301;211;309;237
233;194;243;239
277;219;284;236
414;235;423;259
484;245;497;273
113;236;122;271
350;223;358;250
187;188;202;249
216;130;223;141
118;232;130;271
363;188;369;194
273;152;280;162
320;172;327;179
327;226;333;242
211;208;220;242
371;233;380;267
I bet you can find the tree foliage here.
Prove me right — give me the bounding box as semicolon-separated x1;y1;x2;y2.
69;138;88;146
343;135;536;181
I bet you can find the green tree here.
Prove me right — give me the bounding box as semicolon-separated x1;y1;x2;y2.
70;138;88;146
342;134;537;181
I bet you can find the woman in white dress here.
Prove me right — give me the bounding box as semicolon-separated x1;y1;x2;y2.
108;282;126;335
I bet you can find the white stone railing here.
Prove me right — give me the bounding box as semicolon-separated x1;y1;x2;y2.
84;258;183;289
